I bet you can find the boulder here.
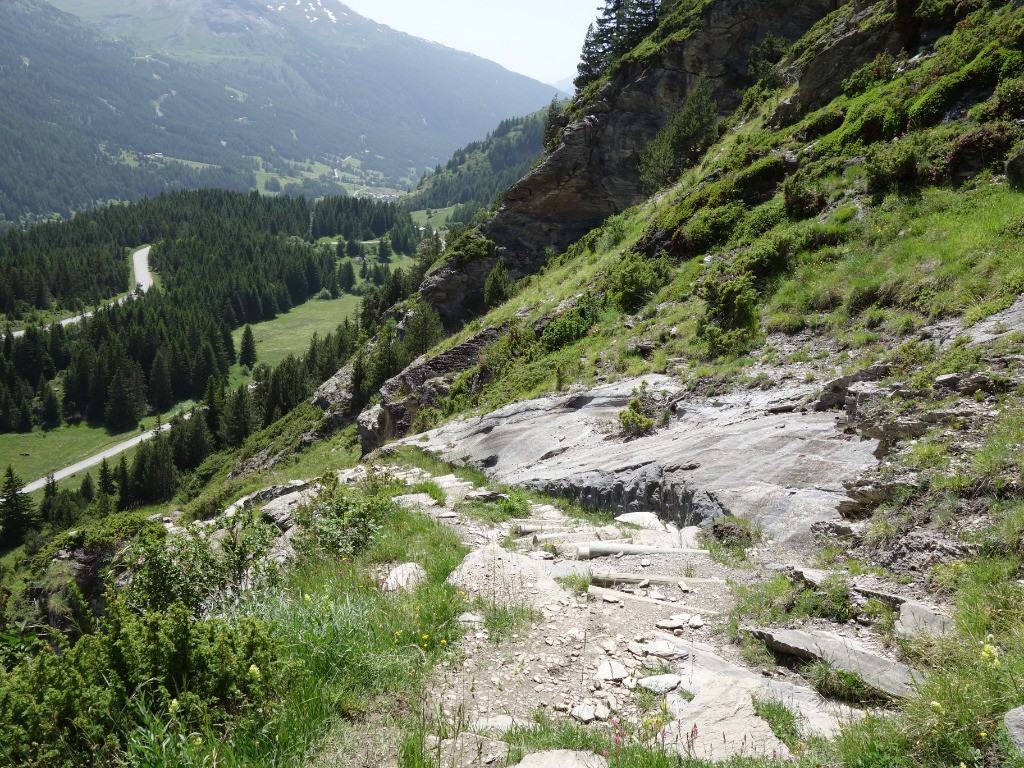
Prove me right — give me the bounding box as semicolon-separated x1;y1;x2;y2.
381;563;428;593
1005;706;1024;755
893;600;952;641
638;674;682;694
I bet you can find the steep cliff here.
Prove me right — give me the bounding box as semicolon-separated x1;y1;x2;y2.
421;0;847;325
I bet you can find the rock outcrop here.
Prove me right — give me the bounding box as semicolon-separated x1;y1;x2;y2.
421;0;847;324
357;325;507;453
406;377;877;546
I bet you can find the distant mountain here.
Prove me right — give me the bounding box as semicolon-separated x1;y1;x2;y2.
552;76;577;95
0;0;556;226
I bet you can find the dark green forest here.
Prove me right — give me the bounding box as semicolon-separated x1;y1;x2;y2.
0;190;420;442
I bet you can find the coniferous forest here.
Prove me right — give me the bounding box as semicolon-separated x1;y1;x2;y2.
0;190;423;445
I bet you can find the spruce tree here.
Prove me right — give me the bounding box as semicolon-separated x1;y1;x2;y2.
79;472;95;503
339;260;356;292
484;259;515;308
40;382;60;430
0;465;37;550
98;457;115;496
239;325;258;369
105;367;140;433
149;347;174;412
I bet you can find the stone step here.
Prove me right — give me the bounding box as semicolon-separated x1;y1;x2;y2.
746;626;918;699
575;542;711;560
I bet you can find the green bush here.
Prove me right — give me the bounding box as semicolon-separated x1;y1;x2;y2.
996;76;1024;117
0;601;283;768
540;293;605;352
783;173;827;219
604;252;671;313
843;51;899;96
676;202;746;257
865;139;920;195
619;398;656;436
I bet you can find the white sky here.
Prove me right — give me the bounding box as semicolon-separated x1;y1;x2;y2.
342;0;598;85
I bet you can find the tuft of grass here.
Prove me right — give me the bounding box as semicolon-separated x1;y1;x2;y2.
802;660;879;705
480;603;540;645
409;479;447;507
751;696;801;750
556;571;592;597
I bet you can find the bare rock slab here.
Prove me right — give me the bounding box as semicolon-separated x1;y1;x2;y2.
894;600;952;641
513;751;607;768
748;627;917;699
662;684;790;761
381;562;427;593
615;512;667;531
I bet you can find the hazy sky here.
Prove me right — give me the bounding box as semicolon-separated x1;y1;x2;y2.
342;0;598;85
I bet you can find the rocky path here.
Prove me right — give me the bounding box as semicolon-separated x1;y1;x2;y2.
359;464;924;767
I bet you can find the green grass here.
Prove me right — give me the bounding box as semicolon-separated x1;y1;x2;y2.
130;487;469;768
410;206;457;230
376;445;488;487
229;294;360;384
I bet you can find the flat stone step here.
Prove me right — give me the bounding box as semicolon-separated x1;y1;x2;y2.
575;542;711;560
746;626;918;699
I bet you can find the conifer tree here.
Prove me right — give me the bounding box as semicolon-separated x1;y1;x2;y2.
79;472;95;503
239;325;258;369
484;259;515;308
105;367;140;432
149;347;173;412
0;465;37;550
98;457;115;496
339;260;356;292
40;382;60;430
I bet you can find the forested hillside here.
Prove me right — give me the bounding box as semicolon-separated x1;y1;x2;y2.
404;108;551;225
0;190;421;439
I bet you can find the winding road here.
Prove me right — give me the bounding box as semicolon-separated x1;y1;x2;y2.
14;245;159;493
9;245;153;339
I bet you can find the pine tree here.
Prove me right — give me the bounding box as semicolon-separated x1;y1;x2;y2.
222;385;253;447
203;377;224;448
79;472;95;503
149;347;173;412
40;382;60;430
239;325;258;369
377;237;393;262
98;457;115;496
339;260;356;292
105;367;140;433
484;259;515;308
0;465;37;550
402;303;445;360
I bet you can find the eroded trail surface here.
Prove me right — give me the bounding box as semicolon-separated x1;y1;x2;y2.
347;460;938;767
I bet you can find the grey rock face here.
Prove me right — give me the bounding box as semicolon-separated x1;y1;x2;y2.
422;0;846;324
773;3;905;125
409;378;877;545
357;325;507;453
747;626;917;699
1005;706;1024;755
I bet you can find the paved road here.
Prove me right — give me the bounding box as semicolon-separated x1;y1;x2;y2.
9;245;153;339
20;417;179;494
